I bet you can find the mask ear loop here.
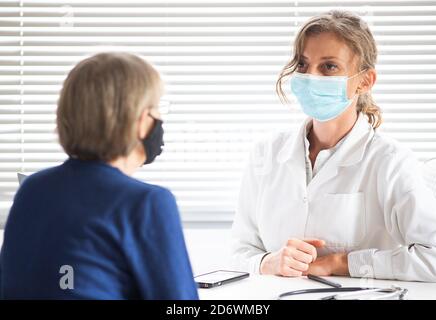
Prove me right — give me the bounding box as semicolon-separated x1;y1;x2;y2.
348;68;368;80
348;69;368;101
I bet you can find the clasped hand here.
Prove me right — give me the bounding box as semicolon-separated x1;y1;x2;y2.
259;238;349;277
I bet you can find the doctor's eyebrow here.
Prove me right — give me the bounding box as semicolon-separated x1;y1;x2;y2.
301;55;345;62
319;56;348;64
319;56;340;60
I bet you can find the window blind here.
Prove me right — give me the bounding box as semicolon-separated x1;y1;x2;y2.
1;0;436;226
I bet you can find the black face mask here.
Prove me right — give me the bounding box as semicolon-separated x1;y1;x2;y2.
141;117;164;165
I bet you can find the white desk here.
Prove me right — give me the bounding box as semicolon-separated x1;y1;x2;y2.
198;274;436;300
184;229;436;300
183;229;436;300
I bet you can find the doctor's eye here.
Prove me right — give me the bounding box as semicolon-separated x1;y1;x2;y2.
296;61;307;72
322;62;339;73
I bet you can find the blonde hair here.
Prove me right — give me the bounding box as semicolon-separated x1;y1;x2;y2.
276;10;382;129
57;52;162;161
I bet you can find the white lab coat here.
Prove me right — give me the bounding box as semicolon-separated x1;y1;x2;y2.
231;112;436;281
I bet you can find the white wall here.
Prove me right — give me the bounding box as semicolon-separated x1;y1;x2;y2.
183;228;232;276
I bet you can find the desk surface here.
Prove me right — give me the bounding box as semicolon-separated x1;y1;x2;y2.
1;229;435;300
198;274;436;300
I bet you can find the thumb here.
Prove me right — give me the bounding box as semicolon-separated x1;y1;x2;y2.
303;238;326;248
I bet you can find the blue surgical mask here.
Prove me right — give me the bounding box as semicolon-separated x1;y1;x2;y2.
290;71;363;122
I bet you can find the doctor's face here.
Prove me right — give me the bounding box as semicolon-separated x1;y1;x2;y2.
296;31;362;100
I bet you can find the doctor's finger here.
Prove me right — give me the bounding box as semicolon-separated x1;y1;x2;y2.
284;256;309;272
303;238;326;248
280;263;304;277
287;239;317;259
290;248;314;264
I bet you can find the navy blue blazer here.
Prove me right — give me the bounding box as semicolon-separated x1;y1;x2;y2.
0;158;198;299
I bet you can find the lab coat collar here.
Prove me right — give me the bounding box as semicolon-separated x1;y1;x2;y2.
276;112;374;168
276;117;311;164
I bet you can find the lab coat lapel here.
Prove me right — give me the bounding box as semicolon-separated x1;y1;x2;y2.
306;113;374;196
276;117;310;189
306;153;339;195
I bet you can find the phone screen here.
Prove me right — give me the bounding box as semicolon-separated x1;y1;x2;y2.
194;270;248;287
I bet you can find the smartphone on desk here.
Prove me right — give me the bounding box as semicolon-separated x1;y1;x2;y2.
194;270;249;288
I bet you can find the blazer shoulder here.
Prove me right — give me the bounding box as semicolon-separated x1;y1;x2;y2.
14;164;63;197
119;176;176;204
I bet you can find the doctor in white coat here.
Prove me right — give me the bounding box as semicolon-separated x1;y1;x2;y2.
231;10;436;281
